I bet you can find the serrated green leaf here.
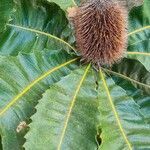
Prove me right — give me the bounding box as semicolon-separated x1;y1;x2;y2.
24;65;100;150
112;73;150;124
127;0;150;71
98;70;150;150
0;50;78;150
0;0;75;56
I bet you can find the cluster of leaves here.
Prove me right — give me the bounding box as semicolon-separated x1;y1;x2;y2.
0;0;149;149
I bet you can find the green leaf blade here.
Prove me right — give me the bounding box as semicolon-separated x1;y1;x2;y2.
0;51;78;150
98;70;150;150
24;66;100;150
0;0;75;56
107;58;150;123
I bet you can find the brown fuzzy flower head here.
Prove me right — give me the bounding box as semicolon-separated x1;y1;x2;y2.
72;0;127;66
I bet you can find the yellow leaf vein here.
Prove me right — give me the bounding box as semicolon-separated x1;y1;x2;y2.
99;69;132;150
128;25;150;36
57;64;91;150
0;58;78;116
127;51;150;56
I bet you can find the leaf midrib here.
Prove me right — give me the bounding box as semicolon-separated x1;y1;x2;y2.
57;64;91;150
99;69;132;150
0;58;78;116
6;23;76;52
127;52;150;56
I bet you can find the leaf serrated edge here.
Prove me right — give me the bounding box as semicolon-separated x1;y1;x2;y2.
99;69;132;150
0;58;78;116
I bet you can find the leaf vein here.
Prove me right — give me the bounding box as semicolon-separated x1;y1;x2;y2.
99;69;132;150
6;23;76;52
127;51;150;56
0;58;78;116
57;64;91;150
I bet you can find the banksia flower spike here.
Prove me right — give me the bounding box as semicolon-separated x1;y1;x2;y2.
69;0;128;66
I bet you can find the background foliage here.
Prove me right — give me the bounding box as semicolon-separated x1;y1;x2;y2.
0;0;149;150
